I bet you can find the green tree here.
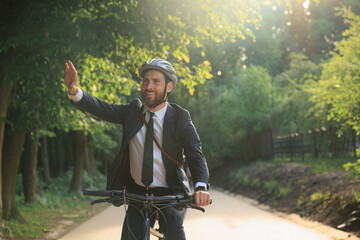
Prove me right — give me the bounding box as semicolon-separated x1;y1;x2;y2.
216;65;272;158
242;1;287;76
1;0;261;222
174;65;272;167
272;53;322;136
308;8;360;135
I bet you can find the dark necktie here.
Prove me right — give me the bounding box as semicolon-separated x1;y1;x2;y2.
142;111;155;187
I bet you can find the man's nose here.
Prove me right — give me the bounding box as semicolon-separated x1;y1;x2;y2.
145;81;155;90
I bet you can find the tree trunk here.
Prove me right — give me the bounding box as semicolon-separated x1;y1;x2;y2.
55;129;65;175
83;135;93;176
41;136;51;183
2;128;26;223
0;82;13;226
300;133;304;161
352;128;357;159
70;131;86;192
22;130;39;203
89;148;95;175
65;131;74;173
99;153;108;176
49;136;57;177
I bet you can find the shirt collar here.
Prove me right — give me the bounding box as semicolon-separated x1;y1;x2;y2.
143;103;168;122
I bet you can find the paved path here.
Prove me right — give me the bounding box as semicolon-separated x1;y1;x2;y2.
59;189;358;240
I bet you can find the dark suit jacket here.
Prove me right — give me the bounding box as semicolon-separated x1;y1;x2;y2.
72;90;210;194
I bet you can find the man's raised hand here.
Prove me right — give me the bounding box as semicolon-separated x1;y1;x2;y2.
65;60;79;95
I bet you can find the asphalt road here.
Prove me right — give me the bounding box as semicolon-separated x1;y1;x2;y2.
59;189;358;240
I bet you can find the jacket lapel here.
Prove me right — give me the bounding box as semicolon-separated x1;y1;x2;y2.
121;106;144;151
162;104;175;166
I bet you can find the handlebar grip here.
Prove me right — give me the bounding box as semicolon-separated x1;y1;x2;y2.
83;188;111;197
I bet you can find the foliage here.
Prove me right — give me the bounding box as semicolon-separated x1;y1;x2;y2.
276;155;358;174
278;186;291;198
344;159;360;175
174;65;272;166
240;0;359;76
1;0;262;162
343;150;360;175
1;0;357;163
88;126;121;162
172;0;360;167
2;197;102;239
3;170;106;239
272;53;322;136
353;191;360;203
308;8;360;136
217;65;272;137
264;180;278;194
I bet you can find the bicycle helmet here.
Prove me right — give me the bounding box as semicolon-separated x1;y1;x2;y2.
139;59;177;89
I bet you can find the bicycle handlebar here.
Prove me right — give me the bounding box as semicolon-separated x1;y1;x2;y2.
83;188;209;212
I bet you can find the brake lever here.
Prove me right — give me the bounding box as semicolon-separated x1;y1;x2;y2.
91;198;111;205
188;204;205;213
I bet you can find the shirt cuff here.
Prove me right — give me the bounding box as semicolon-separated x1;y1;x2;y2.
194;182;208;191
67;88;83;102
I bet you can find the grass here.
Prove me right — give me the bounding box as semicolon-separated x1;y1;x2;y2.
2;195;105;239
354;191;360;201
230;154;359;185
230;153;358;176
278;186;291;198
1;169;108;239
229;154;360;202
274;154;359;175
264;180;278;194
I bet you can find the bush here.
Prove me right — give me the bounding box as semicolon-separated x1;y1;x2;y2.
3;169;107;239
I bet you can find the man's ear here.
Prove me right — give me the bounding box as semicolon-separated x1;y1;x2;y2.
167;81;174;94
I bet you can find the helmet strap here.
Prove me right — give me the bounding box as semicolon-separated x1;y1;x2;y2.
148;81;169;110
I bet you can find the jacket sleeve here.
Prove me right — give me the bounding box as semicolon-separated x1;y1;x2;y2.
70;90;137;124
181;110;210;189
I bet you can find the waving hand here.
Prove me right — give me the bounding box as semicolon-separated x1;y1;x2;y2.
65;60;79;95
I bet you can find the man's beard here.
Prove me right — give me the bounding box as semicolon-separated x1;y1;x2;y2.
142;90;165;108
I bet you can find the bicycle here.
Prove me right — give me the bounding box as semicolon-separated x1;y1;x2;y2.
83;188;209;240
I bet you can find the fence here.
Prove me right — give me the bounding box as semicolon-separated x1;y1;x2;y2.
236;126;357;162
273;126;357;159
